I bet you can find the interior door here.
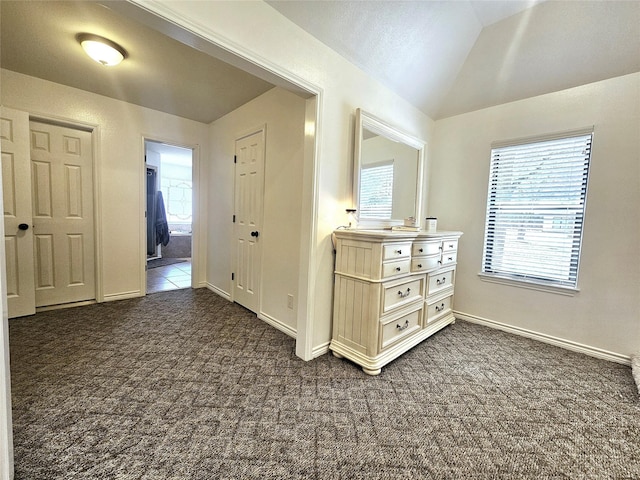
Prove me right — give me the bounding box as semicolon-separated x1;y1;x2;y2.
1;107;35;318
30;121;95;307
233;128;265;313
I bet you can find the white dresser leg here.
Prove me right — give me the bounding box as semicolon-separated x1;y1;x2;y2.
362;367;382;376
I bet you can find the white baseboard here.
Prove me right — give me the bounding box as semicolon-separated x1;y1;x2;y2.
203;284;296;340
454;311;631;366
312;341;330;358
258;313;297;339
102;290;141;302
205;283;231;301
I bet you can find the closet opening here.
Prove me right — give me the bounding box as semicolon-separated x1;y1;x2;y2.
145;140;193;294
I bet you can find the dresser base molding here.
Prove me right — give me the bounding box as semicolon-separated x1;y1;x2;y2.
329;313;456;375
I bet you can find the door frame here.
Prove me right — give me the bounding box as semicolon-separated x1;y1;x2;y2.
0;134;14;478
26;113;103;306
110;0;323;362
140;136;200;295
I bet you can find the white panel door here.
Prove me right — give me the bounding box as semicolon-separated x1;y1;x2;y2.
233;128;265;313
1;107;35;318
30;121;95;307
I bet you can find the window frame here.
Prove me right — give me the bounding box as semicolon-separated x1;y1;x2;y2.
479;128;594;295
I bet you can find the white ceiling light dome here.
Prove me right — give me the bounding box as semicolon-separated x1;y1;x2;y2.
77;33;127;66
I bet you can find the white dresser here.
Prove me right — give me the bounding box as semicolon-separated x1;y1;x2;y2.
331;229;463;375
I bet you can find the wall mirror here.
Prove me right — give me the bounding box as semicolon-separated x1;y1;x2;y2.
353;108;425;228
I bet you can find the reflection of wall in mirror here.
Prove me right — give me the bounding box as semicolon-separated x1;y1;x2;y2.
361;135;419;219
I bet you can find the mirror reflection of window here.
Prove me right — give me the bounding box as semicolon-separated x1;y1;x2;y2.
360;161;394;219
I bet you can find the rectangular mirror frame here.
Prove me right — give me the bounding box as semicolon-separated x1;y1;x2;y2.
353;108;425;228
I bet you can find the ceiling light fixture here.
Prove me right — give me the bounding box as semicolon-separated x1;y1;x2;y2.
77;33;127;66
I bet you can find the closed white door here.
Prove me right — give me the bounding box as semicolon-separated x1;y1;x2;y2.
233;128;265;312
1;107;35;318
30;121;95;307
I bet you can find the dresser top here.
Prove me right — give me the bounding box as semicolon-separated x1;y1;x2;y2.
333;228;463;241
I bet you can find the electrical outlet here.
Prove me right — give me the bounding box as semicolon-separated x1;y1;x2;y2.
287;294;294;309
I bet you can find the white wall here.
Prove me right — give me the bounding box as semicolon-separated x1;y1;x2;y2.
430;73;640;359
207;87;306;332
1;69;209;299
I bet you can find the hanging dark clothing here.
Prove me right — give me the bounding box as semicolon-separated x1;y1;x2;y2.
155;191;170;247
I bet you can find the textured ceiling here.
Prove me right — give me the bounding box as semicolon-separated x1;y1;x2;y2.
267;0;540;118
268;0;640;119
1;1;639;123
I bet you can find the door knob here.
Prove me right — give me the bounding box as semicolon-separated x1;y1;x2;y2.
250;231;260;238
18;223;30;231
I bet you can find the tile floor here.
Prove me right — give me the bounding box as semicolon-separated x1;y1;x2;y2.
146;258;192;294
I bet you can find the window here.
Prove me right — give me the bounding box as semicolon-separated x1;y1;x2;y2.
359;161;394;219
161;178;193;223
481;129;593;290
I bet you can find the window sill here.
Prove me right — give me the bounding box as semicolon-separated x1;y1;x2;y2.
478;273;579;296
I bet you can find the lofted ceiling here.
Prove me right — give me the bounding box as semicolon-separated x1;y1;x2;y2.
268;0;640;119
1;1;639;123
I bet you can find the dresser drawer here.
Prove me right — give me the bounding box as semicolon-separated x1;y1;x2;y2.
439;251;457;267
382;259;411;278
426;268;455;295
381;308;421;350
382;276;424;313
412;241;440;257
383;243;411;261
425;295;453;323
442;239;458;253
411;255;440;273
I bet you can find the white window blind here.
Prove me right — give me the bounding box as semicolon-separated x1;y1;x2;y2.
360;161;394;219
482;131;593;289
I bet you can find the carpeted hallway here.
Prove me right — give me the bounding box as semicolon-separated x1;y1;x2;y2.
8;288;640;479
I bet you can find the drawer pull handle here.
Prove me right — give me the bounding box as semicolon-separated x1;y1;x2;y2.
435;303;445;312
437;260;442;265
439;245;443;250
436;277;447;285
395;249;402;255
395;267;401;272
397;288;411;298
448;244;454;248
419;248;423;253
447;257;453;261
396;320;410;331
417;264;422;268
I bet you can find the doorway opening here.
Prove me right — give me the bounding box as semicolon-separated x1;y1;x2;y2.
145;140;193;294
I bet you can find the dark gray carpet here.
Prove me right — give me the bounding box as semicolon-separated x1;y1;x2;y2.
9;289;640;479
